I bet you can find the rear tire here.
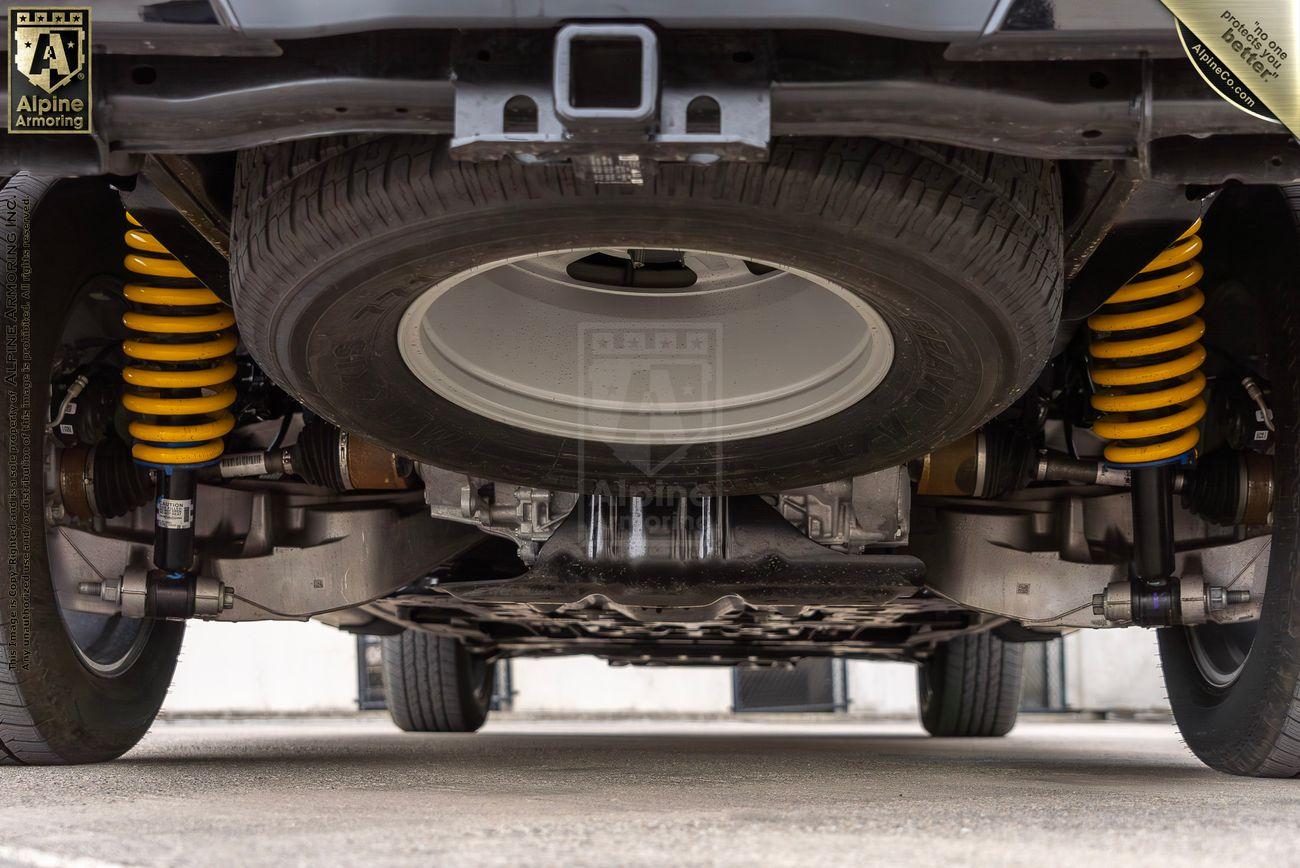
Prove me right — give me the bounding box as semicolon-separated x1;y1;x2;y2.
918;631;1023;737
0;175;183;764
1156;187;1300;777
381;631;493;733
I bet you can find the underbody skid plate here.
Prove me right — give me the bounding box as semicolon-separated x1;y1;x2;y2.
432;495;921;610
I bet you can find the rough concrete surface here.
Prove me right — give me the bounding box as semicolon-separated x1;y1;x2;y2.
1;717;1297;867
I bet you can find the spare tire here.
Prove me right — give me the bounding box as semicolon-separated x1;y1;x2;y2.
232;136;1061;494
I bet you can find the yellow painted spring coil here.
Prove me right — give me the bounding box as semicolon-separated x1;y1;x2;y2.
1087;219;1207;465
120;212;237;466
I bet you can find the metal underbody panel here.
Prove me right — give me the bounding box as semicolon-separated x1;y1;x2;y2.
365;494;965;664
54;463;1271;657
52;466;1276;667
364;593;977;665
377;483;975;663
54;469;991;662
50;486;483;623
909;487;1269;629
433;495;922;608
419;464;910;560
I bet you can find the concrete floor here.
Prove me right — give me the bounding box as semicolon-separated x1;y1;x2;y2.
1;717;1297;868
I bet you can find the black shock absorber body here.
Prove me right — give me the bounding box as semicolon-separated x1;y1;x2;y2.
1130;465;1175;584
153;468;198;576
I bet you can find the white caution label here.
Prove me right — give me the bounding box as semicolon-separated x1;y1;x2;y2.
156;498;195;530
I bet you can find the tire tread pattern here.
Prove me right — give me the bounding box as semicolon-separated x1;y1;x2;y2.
0;174;62;766
919;631;1023;738
1156;188;1300;777
0;173;182;765
380;631;489;733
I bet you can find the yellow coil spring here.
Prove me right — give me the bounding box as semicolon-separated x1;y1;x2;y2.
120;212;237;466
1087;219;1208;466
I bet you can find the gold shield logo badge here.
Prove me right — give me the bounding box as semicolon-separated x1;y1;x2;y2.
12;9;85;93
8;8;91;133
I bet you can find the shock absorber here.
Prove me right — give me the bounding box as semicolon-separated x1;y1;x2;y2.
119;212;237;576
1087;220;1208;620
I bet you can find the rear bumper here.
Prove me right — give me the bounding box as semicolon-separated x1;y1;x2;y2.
96;0;1178;55
215;0;1002;41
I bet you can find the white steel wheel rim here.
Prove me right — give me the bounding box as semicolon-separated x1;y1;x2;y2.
398;249;894;445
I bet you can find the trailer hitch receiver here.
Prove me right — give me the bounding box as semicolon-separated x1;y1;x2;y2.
450;24;770;177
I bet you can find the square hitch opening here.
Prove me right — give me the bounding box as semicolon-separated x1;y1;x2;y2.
554;24;658;124
449;27;769;173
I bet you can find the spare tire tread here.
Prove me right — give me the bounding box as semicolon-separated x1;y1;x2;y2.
232;136;1061;492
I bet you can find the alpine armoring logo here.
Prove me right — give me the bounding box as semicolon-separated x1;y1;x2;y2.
8;7;91;134
577;321;723;500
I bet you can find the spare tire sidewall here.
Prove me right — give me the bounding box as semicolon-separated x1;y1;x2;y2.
263;202;1022;493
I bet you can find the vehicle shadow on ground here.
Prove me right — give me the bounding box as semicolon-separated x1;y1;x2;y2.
104;729;1223;787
